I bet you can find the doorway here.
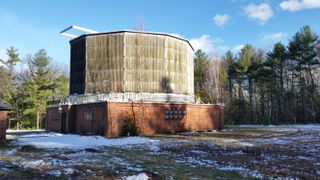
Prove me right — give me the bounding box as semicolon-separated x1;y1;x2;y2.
61;112;67;133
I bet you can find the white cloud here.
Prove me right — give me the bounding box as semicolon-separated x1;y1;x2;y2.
190;35;217;54
261;32;288;41
244;3;274;24
232;44;245;53
280;0;320;11
190;36;246;55
213;14;230;27
190;35;229;55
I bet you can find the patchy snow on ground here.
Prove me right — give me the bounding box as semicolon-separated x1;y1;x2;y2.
125;173;149;180
219;165;246;171
16;132;159;149
62;168;76;175
2;125;319;179
5;149;17;155
218;138;254;147
15;132;55;138
238;142;254;147
47;170;62;177
219;166;263;179
6;129;46;133
20;160;47;168
234;124;320;131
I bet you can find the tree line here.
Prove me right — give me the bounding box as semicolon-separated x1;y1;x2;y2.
194;25;320;124
0;48;69;129
0;25;319;129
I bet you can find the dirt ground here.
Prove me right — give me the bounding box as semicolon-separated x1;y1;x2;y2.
0;125;319;179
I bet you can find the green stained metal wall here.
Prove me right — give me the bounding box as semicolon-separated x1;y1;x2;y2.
86;33;125;93
69;31;194;96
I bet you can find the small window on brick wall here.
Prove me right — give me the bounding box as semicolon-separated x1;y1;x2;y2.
165;109;186;120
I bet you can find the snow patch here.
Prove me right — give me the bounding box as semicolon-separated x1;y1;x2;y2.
234;124;320;131
297;156;312;160
47;170;62;177
16;132;159;149
125;173;149;180
219;166;263;178
20;132;63;138
63;168;76;175
269;138;289;145
5;149;17;155
21;160;46;168
7;129;46;133
219;165;246;171
191;150;208;155
220;139;238;143
219;139;254;147
238;142;254;147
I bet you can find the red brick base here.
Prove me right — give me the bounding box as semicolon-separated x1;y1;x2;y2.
0;111;8;141
46;102;224;137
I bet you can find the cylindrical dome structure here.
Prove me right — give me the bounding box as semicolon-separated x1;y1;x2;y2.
46;29;224;137
69;31;194;103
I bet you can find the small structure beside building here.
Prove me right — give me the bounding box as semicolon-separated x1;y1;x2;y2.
0;103;10;141
46;27;224;137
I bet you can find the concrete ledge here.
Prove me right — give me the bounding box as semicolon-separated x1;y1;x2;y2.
48;93;195;108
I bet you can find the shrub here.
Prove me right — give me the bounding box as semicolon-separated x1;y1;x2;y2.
120;116;139;137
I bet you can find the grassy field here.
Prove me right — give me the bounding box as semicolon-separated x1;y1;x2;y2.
0;125;319;179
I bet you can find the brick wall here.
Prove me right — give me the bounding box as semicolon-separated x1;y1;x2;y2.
46;102;224;138
73;102;107;136
0;111;8;141
46;107;61;132
106;102;224;137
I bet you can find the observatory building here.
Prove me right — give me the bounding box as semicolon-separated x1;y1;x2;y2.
46;26;224;137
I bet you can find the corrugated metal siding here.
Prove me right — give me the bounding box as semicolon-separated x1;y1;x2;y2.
70;32;194;96
187;44;194;95
70;37;86;94
123;33;168;93
85;33;124;93
123;32;193;95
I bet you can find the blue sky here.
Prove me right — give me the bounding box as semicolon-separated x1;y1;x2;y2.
0;0;319;67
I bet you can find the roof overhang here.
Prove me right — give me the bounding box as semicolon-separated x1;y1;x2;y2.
69;30;194;51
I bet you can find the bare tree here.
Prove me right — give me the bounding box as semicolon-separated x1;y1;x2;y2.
206;56;224;104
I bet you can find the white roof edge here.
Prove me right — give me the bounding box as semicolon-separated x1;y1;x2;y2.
71;30;194;51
